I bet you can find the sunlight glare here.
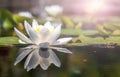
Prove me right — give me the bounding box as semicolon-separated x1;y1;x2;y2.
85;0;105;14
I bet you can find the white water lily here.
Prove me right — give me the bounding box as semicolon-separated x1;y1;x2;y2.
45;5;63;17
18;11;33;18
14;20;72;71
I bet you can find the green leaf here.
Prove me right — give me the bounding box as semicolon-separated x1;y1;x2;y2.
62;16;74;28
113;23;120;29
111;30;120;36
0;9;13;20
62;29;99;36
0;37;19;46
103;23;118;31
75;22;82;29
97;25;111;35
3;19;13;30
12;14;32;24
81;30;99;36
62;28;81;35
68;35;106;46
79;35;105;45
105;37;120;45
0;9;17;36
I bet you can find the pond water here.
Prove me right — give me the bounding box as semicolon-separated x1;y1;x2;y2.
0;46;120;77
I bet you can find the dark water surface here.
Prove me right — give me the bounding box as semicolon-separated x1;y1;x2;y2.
0;46;120;77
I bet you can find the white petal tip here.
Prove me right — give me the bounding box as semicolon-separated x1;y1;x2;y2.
14;61;19;66
24;20;27;23
26;67;32;72
56;64;61;67
24;66;27;69
27;69;30;72
33;19;36;22
32;19;38;26
42;67;48;70
14;63;17;66
69;52;72;54
70;52;73;54
66;50;73;54
40;64;49;70
63;50;72;54
68;37;72;40
14;27;18;32
24;20;29;26
14;27;16;30
67;50;72;54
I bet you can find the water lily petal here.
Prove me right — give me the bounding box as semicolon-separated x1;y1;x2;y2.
40;59;50;70
40;27;49;36
48;24;61;44
18;39;26;44
24;21;40;44
24;51;33;69
14;48;33;66
39;27;50;42
44;21;54;30
26;49;40;71
32;19;39;28
18;45;36;54
14;28;33;43
53;37;72;45
48;49;61;67
51;47;72;54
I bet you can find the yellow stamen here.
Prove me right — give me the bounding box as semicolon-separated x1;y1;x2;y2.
33;26;41;33
36;27;41;32
49;29;54;34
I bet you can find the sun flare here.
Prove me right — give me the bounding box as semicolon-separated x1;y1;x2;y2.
85;0;105;14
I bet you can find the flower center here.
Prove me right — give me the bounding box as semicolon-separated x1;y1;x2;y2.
33;26;42;33
49;29;54;34
36;27;41;32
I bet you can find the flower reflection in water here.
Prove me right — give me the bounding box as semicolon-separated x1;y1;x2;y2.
14;20;72;71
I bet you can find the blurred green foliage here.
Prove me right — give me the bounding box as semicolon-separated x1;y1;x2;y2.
0;9;31;36
62;16;74;28
97;22;120;36
0;37;18;46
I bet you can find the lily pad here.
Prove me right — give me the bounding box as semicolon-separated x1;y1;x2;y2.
97;25;111;35
105;37;120;45
0;37;19;46
62;29;81;35
62;16;74;28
